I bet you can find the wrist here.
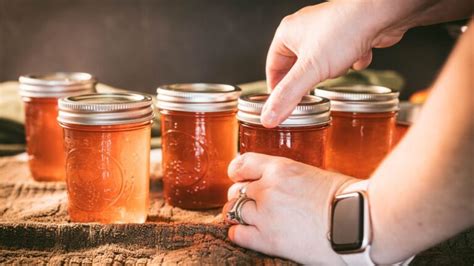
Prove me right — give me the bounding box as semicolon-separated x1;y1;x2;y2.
332;0;434;38
368;177;415;264
302;173;357;265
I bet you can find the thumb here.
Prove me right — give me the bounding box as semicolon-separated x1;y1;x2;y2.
261;59;322;128
352;50;373;70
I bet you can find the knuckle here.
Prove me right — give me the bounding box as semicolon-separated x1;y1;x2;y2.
227;184;239;200
229;153;249;175
300;58;318;72
264;157;294;178
284;160;304;176
280;14;294;28
239;152;253;162
265;161;283;177
276;157;298;172
275;15;295;39
299;57;325;81
264;158;307;186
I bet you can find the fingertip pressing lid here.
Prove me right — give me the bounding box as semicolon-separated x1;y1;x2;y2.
237;93;331;127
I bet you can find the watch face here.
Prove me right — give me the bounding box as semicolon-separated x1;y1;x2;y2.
331;192;364;252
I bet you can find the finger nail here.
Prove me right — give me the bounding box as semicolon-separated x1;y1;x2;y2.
228;155;244;175
261;108;279;128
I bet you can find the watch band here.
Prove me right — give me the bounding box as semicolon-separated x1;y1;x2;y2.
341;180;370;193
338;180;414;266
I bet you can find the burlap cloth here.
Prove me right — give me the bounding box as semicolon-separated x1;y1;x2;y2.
1;153;473;265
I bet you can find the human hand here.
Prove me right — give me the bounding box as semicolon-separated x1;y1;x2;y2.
222;152;356;265
262;1;412;128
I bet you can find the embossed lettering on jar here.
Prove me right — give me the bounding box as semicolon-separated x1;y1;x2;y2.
238;94;331;167
19;72;96;181
315;86;399;179
58;93;154;223
157;83;241;210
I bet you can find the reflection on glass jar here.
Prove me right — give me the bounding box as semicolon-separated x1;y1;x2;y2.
58;93;154;223
393;121;411;147
393;101;421;148
315;86;399;179
237;94;331;168
19;72;96;181
157;83;241;210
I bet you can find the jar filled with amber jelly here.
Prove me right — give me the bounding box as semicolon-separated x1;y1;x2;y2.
58;93;154;223
314;86;399;179
157;83;241;210
19;72;96;181
238;94;331;167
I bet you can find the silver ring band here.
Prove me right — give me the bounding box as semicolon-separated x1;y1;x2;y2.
227;196;254;225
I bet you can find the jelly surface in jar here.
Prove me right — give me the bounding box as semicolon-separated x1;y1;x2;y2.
161;110;237;209
62;122;151;223
393;121;411;148
326;111;396;178
24;97;66;181
239;122;328;167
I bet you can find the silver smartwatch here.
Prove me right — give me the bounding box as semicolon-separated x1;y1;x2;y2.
330;180;414;266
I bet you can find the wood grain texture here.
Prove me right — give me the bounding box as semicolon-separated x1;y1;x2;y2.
0;154;472;265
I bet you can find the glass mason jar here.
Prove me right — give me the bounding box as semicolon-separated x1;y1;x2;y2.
58;93;154;223
238;94;331;167
157;83;241;210
19;72;96;181
315;86;399;179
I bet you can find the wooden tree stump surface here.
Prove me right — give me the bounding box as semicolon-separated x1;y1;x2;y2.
0;153;472;265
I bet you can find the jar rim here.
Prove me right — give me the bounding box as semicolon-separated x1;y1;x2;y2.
314;85;399;113
19;72;96;98
156;83;241;112
58;92;154;126
237;93;331;127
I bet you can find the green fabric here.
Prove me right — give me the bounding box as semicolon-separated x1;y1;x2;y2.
0;82;26;155
317;69;404;90
237;69;405;94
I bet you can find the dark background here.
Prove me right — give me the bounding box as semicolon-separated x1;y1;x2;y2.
0;0;464;99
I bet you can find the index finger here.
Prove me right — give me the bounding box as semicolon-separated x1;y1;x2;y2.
262;58;322;128
265;35;297;91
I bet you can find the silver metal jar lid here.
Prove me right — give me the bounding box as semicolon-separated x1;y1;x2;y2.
19;72;96;98
156;83;241;112
58;93;154;126
237;94;331;127
314;85;399;113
